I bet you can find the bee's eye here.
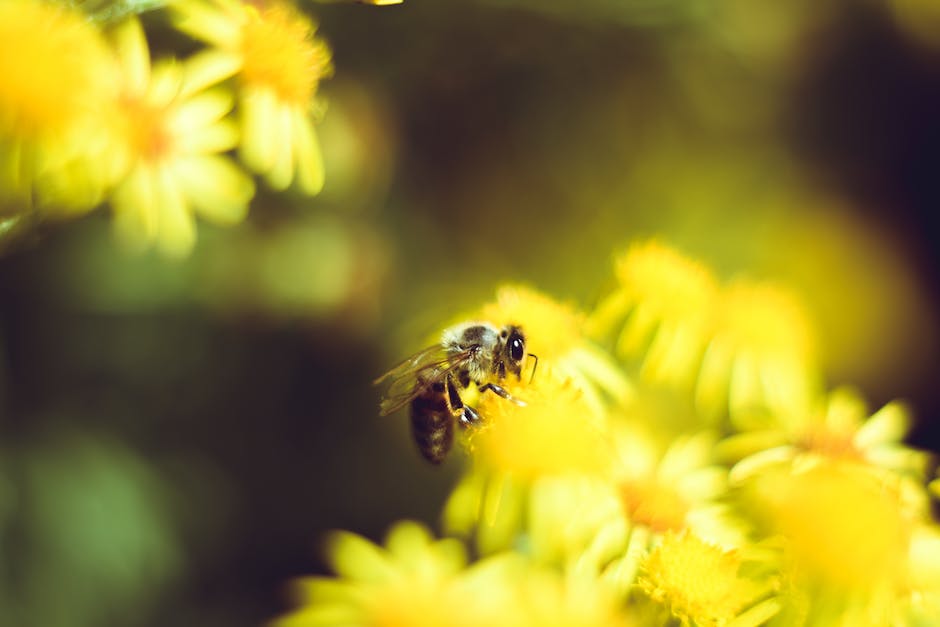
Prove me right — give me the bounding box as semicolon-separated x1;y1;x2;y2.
509;337;525;362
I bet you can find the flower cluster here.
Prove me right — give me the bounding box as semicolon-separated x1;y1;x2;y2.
0;0;336;257
281;241;940;626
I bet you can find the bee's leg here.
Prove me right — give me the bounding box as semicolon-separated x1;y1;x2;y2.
444;374;482;428
478;382;526;406
457;405;482;429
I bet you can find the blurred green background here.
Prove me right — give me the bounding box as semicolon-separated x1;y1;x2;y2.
1;0;939;625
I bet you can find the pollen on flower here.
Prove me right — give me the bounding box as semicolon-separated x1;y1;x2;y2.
639;531;763;626
469;366;612;479
240;2;331;105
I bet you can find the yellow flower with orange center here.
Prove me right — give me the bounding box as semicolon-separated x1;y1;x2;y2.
0;0;117;211
171;0;332;194
106;17;254;257
725;387;929;490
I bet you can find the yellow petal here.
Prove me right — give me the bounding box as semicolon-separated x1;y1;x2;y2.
175;155;253;225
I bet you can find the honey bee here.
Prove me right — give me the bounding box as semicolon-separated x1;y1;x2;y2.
374;322;533;464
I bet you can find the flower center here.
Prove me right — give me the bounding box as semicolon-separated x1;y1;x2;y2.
240;3;329;105
620;479;688;533
119;95;174;163
640;531;759;625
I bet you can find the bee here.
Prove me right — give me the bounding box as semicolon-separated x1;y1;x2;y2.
374;322;533;464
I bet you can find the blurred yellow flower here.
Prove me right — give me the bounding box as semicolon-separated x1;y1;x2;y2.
638;531;779;627
615;430;736;541
470;365;612;479
598;430;749;597
275;521;631;627
107;17;254;257
697;279;820;426
0;0;117;211
171;0;332;194
442;365;612;556
726;387;929;488
274;521;471;627
902;523;940;623
742;461;913;594
526;475;626;570
588;241;718;390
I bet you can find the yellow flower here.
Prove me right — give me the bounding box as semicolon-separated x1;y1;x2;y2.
615;430;736;540
726;387;929;488
588;241;718;390
171;0;332;194
470;365;613;479
442;285;629;556
595;429;749;597
107;17;254;257
274;522;630;627
443;365;616;556
638;531;779;627
275;521;470;627
698;279;820;426
480;284;632;416
741;461;913;594
902;523;940;623
0;0;117;211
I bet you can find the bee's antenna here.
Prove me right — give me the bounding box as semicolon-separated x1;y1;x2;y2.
527;353;539;384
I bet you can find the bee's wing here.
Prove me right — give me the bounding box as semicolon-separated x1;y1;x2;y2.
374;345;473;416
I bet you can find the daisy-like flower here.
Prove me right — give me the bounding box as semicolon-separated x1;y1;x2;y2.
698;279;820;427
171;0;332;194
636;530;780;627
725;387;929;488
0;0;117;212
587;241;718;391
106;17;254;257
273;521;472;627
601;428;749;596
274;521;630;627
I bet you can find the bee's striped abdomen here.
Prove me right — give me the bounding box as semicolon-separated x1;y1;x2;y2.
410;383;454;465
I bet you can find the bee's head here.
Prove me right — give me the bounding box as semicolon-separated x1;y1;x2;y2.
500;325;526;378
